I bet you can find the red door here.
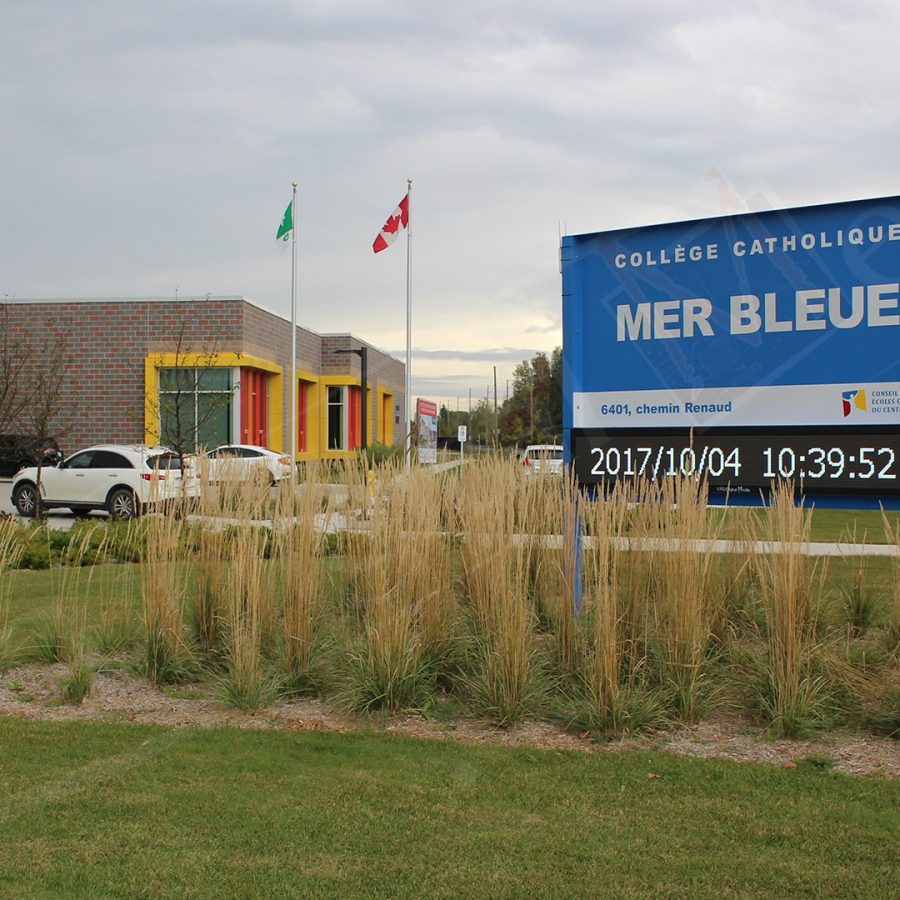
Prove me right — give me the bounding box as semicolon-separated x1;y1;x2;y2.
240;368;268;447
298;381;307;453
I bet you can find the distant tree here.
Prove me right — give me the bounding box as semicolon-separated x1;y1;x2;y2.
0;303;32;436
21;318;74;517
438;405;471;438
498;347;562;446
467;399;495;447
546;346;562;437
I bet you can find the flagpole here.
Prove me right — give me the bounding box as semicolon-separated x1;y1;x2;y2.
405;177;412;469
290;181;298;476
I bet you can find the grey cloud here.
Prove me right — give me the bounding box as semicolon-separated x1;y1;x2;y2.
395;348;543;364
4;0;900;382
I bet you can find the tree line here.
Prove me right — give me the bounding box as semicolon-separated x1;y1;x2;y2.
439;347;562;448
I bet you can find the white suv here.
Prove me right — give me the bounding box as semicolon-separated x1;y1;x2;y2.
201;444;293;485
520;444;564;476
10;444;197;520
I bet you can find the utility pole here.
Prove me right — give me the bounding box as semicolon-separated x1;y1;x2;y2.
530;372;534;443
493;366;499;448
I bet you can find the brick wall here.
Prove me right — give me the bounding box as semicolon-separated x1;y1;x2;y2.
241;302;322;438
2;298;405;455
321;335;405;444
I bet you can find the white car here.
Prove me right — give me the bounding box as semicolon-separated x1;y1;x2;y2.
201;444;293;485
10;444;196;520
520;444;564;476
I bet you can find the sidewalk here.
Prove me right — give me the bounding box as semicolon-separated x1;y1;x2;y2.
600;535;899;558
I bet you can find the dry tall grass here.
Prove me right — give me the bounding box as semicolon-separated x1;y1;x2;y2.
342;460;453;709
18;449;892;736
140;513;191;683
456;458;538;722
753;481;828;736
0;518;24;669
221;522;271;707
578;477;749;727
274;464;331;690
93;543;140;656
579;484;633;727
648;476;724;719
521;469;582;677
389;466;455;658
880;510;900;655
209;476;283;709
51;526;110;703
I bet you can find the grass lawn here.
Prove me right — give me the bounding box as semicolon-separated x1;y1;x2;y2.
3;564;142;662
0;717;896;898
805;507;896;544
711;506;896;544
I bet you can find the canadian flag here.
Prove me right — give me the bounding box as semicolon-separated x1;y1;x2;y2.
372;194;409;253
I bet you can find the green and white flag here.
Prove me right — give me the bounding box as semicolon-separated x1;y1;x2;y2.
276;201;293;241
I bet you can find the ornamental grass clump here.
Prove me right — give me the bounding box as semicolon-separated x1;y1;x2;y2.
273;463;331;693
33;524;105;664
576;482;653;732
340;460;449;711
217;500;278;711
457;457;540;724
880;511;900;656
0;518;24;671
92;520;142;655
753;481;829;737
192;528;228;656
646;475;724;721
837;555;883;641
54;525;108;703
521;468;582;679
140;512;193;684
390;464;456;662
58;658;95;705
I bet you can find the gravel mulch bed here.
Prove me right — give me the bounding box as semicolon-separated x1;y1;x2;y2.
1;663;896;779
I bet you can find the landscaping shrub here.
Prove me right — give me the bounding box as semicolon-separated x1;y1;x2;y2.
3;457;898;742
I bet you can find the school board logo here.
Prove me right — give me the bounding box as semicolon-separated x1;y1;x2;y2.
841;389;867;418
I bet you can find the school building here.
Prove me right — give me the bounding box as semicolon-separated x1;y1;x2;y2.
4;296;405;459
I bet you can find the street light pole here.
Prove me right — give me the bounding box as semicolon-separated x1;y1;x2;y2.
360;346;367;454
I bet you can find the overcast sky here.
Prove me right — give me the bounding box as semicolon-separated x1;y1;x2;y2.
3;1;900;408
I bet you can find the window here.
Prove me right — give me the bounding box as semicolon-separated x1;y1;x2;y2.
159;367;232;453
327;385;345;450
147;453;183;471
65;451;95;470
90;451;133;469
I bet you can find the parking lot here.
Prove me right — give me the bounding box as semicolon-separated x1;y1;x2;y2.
0;478;342;533
0;477;88;529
